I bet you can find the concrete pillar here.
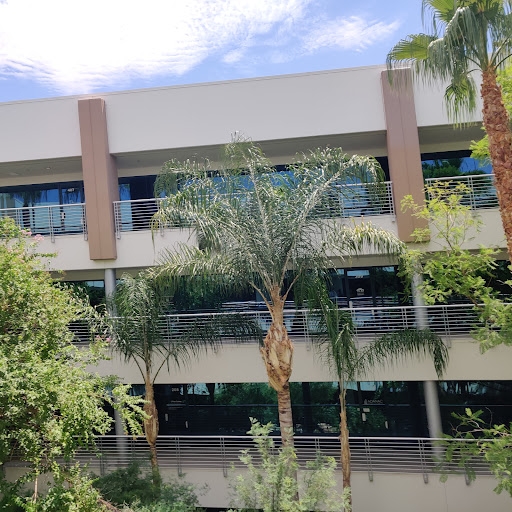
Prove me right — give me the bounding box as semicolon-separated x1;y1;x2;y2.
104;268;127;457
104;268;117;310
381;69;428;242
78;98;120;260
412;271;443;438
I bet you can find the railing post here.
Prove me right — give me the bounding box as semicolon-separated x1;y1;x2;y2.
99;436;106;476
468;175;476;210
364;438;374;482
389;182;395;215
82;204;88;240
419;439;429;484
442;305;452;347
49;206;55;243
221;437;228;477
176;437;183;476
114;202;121;239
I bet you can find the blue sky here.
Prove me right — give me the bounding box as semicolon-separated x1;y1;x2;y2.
0;0;424;102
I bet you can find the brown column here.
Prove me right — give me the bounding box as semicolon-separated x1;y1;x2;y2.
381;70;427;242
78;98;119;260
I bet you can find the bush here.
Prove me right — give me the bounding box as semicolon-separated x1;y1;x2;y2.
94;462;203;511
228;419;349;512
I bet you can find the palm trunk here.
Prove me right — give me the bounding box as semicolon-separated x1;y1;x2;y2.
259;298;294;447
144;378;161;487
339;384;351;506
481;69;512;263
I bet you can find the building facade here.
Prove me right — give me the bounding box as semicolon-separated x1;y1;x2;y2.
1;65;511;510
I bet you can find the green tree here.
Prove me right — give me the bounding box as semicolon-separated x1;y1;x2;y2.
441;409;512;497
110;271;258;484
387;0;512;262
0;218;143;510
402;182;512;350
152;138;403;448
310;284;448;502
402;184;512;496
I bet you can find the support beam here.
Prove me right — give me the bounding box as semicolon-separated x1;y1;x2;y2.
412;271;443;438
78;98;119;260
381;70;427;242
104;268;117;309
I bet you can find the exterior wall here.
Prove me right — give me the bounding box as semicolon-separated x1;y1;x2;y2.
4;465;509;511
0;65;482;166
94;340;512;385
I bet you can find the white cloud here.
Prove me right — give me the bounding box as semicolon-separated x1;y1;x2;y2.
0;0;310;93
304;16;400;52
0;1;400;94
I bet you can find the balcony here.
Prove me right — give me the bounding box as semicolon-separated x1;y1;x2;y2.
70;303;481;345
425;174;497;210
0;203;87;242
71;435;488;482
113;181;395;237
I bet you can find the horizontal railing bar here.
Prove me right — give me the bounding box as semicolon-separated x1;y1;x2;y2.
91;435;475;442
114;182;396;235
425;174;494;183
0;202;86;212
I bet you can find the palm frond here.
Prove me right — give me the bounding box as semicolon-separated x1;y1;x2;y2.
388;0;512;121
360;329;449;378
445;71;478;121
308;281;359;382
329;222;405;260
153;142;394;307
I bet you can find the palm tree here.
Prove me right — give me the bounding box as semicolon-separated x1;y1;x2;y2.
110;271;256;484
152;138;404;448
387;0;512;262
311;285;449;503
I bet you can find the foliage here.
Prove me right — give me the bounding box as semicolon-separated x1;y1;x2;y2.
0;218;144;506
227;419;348;512
441;409;512;497
94;462;202;511
152;137;402;301
387;0;512;123
110;270;259;481
151;136;404;445
3;467;107;512
471;66;512;163
310;281;449;382
402;182;512;350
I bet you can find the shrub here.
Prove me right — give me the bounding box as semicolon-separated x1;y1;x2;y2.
228;419;349;512
94;462;203;511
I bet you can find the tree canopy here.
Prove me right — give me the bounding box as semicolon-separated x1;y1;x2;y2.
0;219;143;509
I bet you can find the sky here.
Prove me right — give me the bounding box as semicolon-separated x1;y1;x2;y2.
0;0;425;102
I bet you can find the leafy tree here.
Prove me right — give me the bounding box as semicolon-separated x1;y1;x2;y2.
151;138;403;448
228;419;349;512
110;271;258;484
441;409;512;497
0;218;143;510
403;184;512;497
310;284;448;502
402;182;512;350
387;0;512;262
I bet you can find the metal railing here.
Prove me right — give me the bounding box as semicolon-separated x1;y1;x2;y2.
71;435;490;481
113;182;395;236
425;174;498;210
69;303;481;345
0;203;87;242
